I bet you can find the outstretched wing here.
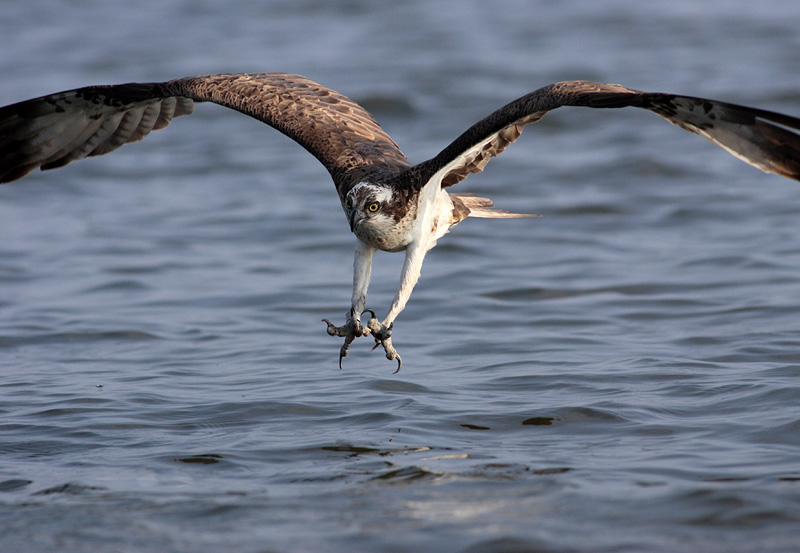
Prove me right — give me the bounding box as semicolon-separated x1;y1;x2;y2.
0;73;410;192
0;82;195;183
402;80;800;191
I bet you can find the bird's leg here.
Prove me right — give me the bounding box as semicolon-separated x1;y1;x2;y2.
321;240;376;368
367;240;429;373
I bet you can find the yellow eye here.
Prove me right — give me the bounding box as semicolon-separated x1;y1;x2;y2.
344;199;352;209
368;202;380;212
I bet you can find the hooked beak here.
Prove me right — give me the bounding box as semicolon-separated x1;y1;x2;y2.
348;209;358;233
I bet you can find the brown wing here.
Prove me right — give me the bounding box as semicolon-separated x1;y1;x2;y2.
0;73;410;193
0;82;195;183
166;74;411;190
401;80;800;191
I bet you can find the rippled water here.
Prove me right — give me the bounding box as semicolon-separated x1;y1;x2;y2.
2;1;800;551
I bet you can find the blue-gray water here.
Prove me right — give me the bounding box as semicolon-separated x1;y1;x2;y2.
2;1;800;551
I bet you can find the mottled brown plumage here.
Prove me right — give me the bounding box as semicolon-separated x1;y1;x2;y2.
167;74;412;195
0;73;412;197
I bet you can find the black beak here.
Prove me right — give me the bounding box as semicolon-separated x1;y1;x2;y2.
348;209;357;233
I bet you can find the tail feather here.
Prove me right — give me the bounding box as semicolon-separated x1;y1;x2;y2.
451;193;539;220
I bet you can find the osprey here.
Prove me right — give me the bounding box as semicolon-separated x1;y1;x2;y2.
2;73;800;371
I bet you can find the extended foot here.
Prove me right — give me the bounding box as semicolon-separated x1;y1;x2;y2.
365;313;402;374
322;310;371;369
322;309;402;372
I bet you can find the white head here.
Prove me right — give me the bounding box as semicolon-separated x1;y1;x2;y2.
343;182;408;250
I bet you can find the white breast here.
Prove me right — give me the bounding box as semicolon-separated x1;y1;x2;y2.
409;188;457;252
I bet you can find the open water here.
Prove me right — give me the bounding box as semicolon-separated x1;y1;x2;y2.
1;1;800;551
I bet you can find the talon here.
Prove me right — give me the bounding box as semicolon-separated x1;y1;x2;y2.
338;336;353;370
322;319;338;337
323;314;368;369
324;313;402;372
382;340;402;373
365;320;402;373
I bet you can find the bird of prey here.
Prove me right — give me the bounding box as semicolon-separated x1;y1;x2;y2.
2;73;800;371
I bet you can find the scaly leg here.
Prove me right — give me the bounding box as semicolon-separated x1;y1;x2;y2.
322;240;376;368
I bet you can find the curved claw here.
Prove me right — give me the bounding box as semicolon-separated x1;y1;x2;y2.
341;330;359;369
369;340;402;372
370;338;402;372
392;354;403;374
322;312;372;370
323;311;402;372
366;320;402;373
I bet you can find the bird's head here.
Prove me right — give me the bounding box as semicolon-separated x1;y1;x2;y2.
343;182;401;247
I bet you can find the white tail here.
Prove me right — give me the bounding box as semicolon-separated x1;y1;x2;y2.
451;193;539;219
